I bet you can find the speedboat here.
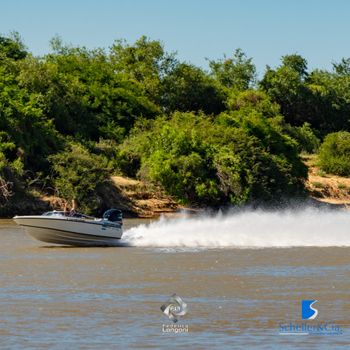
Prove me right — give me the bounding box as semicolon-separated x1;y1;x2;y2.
13;209;123;246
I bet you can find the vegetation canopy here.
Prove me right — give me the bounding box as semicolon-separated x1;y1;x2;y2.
0;33;349;214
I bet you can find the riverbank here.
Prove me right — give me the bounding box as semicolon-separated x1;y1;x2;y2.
108;156;350;215
303;154;350;208
39;176;182;218
4;153;350;218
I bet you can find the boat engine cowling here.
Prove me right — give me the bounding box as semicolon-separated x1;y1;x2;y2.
103;209;123;223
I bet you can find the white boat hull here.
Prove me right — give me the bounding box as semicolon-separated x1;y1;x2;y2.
13;216;122;246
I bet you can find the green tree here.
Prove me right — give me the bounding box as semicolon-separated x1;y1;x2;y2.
110;36;177;102
160;63;225;114
306;68;350;134
333;58;350;76
209;49;256;90
260;55;310;126
19;43;159;141
260;54;350;135
0;32;27;60
0;61;61;171
281;54;308;77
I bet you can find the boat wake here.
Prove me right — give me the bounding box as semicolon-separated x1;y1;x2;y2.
122;207;350;248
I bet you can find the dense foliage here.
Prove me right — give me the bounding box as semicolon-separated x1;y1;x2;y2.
119;112;306;204
49;143;111;214
318;132;350;176
1;32;350;214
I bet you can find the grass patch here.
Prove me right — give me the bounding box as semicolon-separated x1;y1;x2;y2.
337;183;347;190
315;169;326;177
312;181;325;189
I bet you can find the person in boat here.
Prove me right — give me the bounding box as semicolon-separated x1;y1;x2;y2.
63;199;78;216
69;199;78;216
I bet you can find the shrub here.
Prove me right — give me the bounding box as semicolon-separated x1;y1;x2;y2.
118;111;307;205
49;143;111;214
138;114;221;204
214;113;307;202
318;131;350;176
284;122;320;153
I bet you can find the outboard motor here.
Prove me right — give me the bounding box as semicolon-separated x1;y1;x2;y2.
103;209;123;223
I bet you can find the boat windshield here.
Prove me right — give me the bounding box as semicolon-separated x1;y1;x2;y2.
42;211;95;219
42;211;66;217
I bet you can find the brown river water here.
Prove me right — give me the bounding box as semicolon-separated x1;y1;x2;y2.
1;208;350;349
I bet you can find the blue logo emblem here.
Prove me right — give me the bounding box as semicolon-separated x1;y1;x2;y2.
301;300;318;320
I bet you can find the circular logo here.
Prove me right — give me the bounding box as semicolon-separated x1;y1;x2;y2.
161;294;188;323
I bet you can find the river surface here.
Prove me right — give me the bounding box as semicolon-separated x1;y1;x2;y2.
0;209;350;349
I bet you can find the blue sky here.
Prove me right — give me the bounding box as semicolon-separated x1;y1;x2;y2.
1;0;349;75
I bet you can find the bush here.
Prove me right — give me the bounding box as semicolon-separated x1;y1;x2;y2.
215;112;307;202
49;143;111;214
118;111;307;205
318;131;350;175
138;114;221;204
0;152;23;205
284;122;320;153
